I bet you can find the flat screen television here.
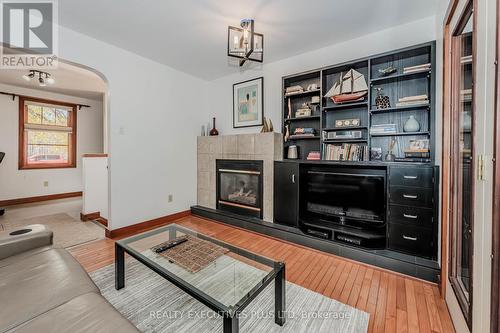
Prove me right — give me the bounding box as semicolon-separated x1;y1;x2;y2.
303;168;386;226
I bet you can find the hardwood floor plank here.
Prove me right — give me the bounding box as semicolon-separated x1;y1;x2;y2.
385;274;397;333
423;284;443;333
68;215;455;333
366;270;381;333
405;279;420;333
373;272;389;333
415;282;432;333
339;264;360;304
347;265;367;307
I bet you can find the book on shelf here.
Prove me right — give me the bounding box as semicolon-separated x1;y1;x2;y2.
289;134;316;139
395;157;431;163
294;127;315;135
395;99;429;107
370;124;397;134
403;63;431;74
322;143;368;161
306;151;321;160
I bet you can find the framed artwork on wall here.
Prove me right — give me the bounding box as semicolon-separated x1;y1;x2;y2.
233;77;264;128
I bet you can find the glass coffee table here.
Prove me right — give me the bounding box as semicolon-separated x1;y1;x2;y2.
115;224;286;333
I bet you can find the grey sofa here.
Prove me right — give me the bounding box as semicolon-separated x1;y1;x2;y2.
0;224;139;333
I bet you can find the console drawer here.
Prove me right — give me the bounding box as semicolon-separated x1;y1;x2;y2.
389;167;434;188
389;205;434;227
389;186;433;208
388;223;434;258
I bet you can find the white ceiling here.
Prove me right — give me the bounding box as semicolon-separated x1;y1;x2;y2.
59;0;439;81
0;60;107;100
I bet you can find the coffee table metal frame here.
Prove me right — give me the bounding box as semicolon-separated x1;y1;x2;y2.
115;224;285;333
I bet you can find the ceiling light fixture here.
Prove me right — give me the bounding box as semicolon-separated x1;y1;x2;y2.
21;70;55;86
228;19;263;66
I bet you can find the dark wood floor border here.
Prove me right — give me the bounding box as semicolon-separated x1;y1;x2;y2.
191;205;440;282
105;210;191;239
0;191;82;206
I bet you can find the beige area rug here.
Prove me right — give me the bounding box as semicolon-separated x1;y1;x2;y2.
1;213;104;248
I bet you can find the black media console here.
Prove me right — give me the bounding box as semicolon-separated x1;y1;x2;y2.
274;160;439;260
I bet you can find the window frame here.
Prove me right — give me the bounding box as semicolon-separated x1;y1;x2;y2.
18;96;78;170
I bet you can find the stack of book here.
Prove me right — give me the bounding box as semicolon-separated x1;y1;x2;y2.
370;124;397;135
322;143;368;161
285;85;304;96
306;151;321;160
403;63;431;74
396;94;429;107
395;149;431;163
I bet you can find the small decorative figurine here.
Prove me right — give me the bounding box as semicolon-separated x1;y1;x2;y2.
378;66;397;76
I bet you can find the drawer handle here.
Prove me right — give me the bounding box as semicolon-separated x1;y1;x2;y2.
403;214;418;219
403;194;418;199
291;174;296;183
403;235;418;241
403;175;418;179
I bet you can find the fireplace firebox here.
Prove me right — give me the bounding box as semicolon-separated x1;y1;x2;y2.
216;160;263;218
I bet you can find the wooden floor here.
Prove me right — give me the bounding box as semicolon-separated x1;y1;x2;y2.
69;215;455;333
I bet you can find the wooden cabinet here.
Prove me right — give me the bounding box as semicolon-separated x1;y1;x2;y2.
273;162;299;227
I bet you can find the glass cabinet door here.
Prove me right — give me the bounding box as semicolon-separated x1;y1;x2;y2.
449;2;474;326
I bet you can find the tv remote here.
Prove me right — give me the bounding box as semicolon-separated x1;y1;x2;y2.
154;237;188;253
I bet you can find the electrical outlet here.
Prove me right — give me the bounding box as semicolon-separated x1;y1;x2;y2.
43;181;49;187
168;194;173;203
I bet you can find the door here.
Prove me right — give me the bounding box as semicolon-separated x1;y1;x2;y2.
448;0;475;328
274;161;299;227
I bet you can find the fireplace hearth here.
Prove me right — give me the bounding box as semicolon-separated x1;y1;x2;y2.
216;159;263;218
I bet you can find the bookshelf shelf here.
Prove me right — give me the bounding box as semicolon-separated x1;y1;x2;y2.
323;138;368;143
370;131;430;137
284;115;320;122
323;101;368;110
284;89;321;98
323;126;368;131
369;104;430;114
370;69;431;83
288;136;320;140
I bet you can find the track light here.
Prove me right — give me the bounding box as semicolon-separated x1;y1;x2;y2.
21;70;55;86
22;71;35;82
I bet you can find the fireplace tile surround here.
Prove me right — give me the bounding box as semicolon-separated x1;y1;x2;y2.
197;133;282;221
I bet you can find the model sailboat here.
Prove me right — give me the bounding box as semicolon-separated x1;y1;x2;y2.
325;69;368;104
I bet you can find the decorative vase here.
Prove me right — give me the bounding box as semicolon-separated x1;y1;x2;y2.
209;117;219;136
404;115;420;132
375;87;391;109
287;145;298;159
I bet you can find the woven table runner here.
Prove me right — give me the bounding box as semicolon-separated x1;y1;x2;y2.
151;234;229;273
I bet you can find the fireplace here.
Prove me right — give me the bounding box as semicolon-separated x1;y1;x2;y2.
216;159;263;218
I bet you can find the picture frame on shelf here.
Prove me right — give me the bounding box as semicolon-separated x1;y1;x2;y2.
233;77;264;128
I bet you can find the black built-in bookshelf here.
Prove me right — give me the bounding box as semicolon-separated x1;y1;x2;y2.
282;41;436;164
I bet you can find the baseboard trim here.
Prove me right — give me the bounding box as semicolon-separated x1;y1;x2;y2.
105;210;191;239
0;191;82;206
80;212;101;221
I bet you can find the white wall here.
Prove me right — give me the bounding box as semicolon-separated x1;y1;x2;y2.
82;156;108;218
0;83;103;200
204;16;437;136
57;26;209;230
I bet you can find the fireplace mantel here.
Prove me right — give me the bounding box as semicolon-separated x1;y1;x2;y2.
197;133;282;222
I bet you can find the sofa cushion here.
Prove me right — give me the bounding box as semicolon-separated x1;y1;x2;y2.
0;248;99;331
12;292;139;333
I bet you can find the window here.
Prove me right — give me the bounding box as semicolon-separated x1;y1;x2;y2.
19;97;77;169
